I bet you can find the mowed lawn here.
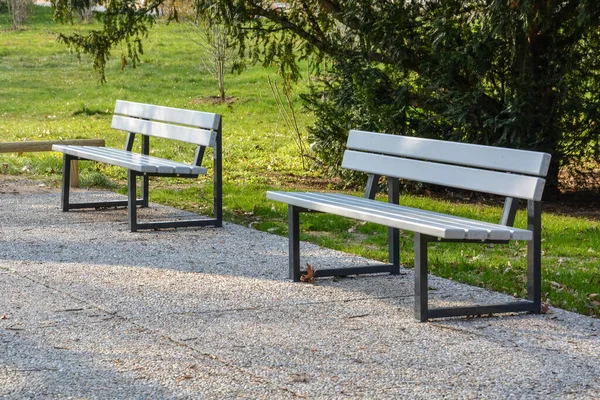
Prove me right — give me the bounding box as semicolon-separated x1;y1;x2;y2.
1;6;599;318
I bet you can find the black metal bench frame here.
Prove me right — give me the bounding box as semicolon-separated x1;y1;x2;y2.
54;101;222;232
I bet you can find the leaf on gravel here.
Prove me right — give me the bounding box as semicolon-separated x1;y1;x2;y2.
540;302;552;314
300;264;315;283
176;374;193;383
289;373;310;383
0;314;7;320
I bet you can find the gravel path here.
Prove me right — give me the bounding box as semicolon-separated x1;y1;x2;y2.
1;182;599;399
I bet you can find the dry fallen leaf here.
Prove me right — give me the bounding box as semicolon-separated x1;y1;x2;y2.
176;374;193;383
540;302;551;314
289;373;310;383
300;263;315;283
0;314;8;320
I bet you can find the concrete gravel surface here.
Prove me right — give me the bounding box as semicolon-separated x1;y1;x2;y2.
1;182;599;399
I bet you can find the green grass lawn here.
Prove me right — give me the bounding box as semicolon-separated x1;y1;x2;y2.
1;6;599;318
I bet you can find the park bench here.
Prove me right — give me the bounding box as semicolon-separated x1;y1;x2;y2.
267;130;551;321
53;100;222;232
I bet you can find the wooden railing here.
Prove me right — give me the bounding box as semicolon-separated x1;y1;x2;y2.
0;139;105;187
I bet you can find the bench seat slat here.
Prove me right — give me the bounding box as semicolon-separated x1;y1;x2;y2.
328;193;522;234
307;193;496;240
58;146;168;173
347;130;552;177
267;191;478;240
77;146;204;174
266;191;533;241
52;145;206;175
321;194;522;240
111;116;216;147
342;150;546;201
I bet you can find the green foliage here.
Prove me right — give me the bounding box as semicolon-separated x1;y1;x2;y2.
80;170;118;188
52;0;162;82
302;59;411;186
197;0;600;195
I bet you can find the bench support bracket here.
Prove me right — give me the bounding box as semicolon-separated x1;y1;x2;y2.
414;201;542;321
60;153;147;208
287;205;400;281
127;171;221;232
60;154;221;232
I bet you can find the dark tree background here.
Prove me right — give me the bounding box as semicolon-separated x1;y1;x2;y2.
53;0;600;196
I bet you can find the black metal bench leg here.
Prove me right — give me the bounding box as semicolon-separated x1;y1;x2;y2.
387;177;401;274
528;200;542;313
389;227;400;274
60;154;73;212
128;170;138;232
140;135;150;208
141;174;149;208
214;127;223;228
289;205;301;282
414;233;430;322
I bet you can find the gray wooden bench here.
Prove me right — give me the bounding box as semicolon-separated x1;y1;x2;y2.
267;130;551;321
53;100;222;232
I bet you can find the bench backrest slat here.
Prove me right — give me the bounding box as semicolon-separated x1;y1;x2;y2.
347;130;551;177
114;100;221;131
111;116;216;147
342;150;547;202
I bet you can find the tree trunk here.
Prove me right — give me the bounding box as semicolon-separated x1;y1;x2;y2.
218;59;225;102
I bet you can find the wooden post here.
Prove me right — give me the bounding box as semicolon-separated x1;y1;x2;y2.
0;139;105;188
70;159;80;188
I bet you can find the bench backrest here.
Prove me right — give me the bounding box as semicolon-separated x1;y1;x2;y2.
111;100;221;148
342;130;552;201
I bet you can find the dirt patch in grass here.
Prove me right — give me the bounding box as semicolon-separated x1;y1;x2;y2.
266;172;341;191
559;160;600;193
424;187;600;221
542;192;600;220
0;176;60;194
190;96;236;106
